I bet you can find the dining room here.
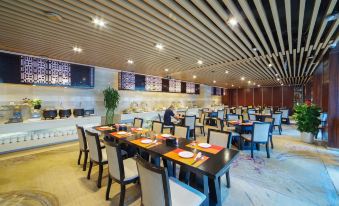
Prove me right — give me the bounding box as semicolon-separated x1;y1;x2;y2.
0;0;338;206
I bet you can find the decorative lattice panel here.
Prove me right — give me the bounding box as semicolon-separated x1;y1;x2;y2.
186;82;195;94
20;56;48;84
119;72;135;90
48;60;71;86
145;76;162;91
169;79;181;93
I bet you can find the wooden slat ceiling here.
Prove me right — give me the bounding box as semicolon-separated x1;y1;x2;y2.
0;0;338;88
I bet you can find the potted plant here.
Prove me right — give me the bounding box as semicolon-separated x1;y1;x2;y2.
293;101;321;143
31;99;42;110
103;87;120;124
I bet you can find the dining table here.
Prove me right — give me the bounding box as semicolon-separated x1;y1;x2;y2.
227;120;259;150
93;125;239;206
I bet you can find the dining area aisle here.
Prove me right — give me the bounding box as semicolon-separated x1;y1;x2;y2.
0;124;337;206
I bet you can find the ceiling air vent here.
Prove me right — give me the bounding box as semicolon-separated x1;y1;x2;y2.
45;12;63;22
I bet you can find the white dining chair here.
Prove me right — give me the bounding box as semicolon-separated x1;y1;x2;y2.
133;118;143;128
152;121;164;134
241;123;271;158
174;125;189;139
185;115;196;140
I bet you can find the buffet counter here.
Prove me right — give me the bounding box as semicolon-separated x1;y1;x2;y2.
0;116;101;154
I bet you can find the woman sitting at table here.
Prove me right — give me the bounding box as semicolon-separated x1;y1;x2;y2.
164;105;180;126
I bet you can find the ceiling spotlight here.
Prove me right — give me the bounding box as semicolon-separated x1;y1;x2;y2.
92;17;106;27
308;56;314;59
155;43;164;50
326;12;338;22
241;77;245;80
277;78;280;81
164;68;169;72
275;73;279;76
197;60;203;65
281;83;284;86
253;82;256;85
248;80;251;84
227;17;238;26
252;47;258;52
231;84;234;87
268;64;272;67
225;70;229;74
45;11;63;22
213;80;216;84
193;75;197;79
257;85;261;87
127;59;134;64
72;46;82;53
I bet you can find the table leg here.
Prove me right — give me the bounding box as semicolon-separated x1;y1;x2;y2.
208;177;221;206
165;159;174;177
150;155;160;167
202;175;209;206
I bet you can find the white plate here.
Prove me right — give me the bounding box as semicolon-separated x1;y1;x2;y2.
141;139;152;144
178;151;194;158
198;143;211;148
161;134;171;138
100;126;111;129
136;128;143;131
117;131;127;135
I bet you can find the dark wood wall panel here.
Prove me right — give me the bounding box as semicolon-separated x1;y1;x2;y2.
282;86;294;109
272;87;282;107
253;88;262;106
311;54;329;112
262;87;272;107
238;89;245;106
245;88;253;106
328;46;339;148
229;89;237;107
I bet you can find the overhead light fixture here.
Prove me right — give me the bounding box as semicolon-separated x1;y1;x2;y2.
257;85;261;87
197;60;203;65
275;73;279;76
326;12;338;22
231;84;234;87
127;59;134;64
277;78;280;81
213;80;216;84
164;68;169;72
241;77;245;80
268;64;272;67
193;75;197;79
72;46;82;53
155;43;164;50
252;47;258;52
281;83;284;86
253;82;256;85
45;11;63;22
92;17;106;27
248;80;251;84
227;17;238;26
308;56;314;59
225;70;229;74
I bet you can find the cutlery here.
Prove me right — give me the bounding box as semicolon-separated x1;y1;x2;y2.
191;152;202;165
146;139;158;148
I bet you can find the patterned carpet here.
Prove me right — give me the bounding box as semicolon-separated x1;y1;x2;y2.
0;124;338;206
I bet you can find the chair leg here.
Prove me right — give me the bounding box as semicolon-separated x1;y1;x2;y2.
106;176;112;200
279;126;282;135
97;164;103;188
77;151;82;165
119;184;126;206
87;160;93;179
203;127;205;136
251;142;254;158
226;170;230;188
270;135;274;149
266;143;270;158
194;130;196;140
83;151;88;171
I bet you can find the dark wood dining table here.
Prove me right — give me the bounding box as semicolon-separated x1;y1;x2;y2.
93;125;239;206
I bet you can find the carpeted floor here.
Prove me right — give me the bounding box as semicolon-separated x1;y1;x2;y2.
0;124;338;206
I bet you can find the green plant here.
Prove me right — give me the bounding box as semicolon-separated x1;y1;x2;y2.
103;87;120;124
31;99;42;107
293;103;321;134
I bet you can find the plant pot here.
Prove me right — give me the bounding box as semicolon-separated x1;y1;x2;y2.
301;132;314;143
34;105;41;110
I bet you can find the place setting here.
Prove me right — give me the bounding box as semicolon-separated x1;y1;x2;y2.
164;149;209;167
186;141;224;154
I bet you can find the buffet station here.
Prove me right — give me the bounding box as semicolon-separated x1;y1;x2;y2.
0;101;100;154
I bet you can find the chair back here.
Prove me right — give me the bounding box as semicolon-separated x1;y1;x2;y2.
227;114;239;121
134;118;143;128
216;119;224;131
249;114;256;121
76;125;87;151
280;109;289;118
208;129;232;149
104;140;124;181
235;108;242;115
152;121;164;134
272;113;282;126
85;130;102;162
252;123;271;142
184;115;196;130
320;112;328;122
217;110;224;119
158;113;162;122
200;112;206;124
263;109;272;115
136;156;171;206
225;107;231;115
242;112;249;121
248;109;255;115
174;125;189;139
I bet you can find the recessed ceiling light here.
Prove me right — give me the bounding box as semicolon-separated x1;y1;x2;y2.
164;68;169;72
197;60;203;65
248;80;251;84
92;17;106;27
252;47;258;52
73;46;82;53
277;78;280;81
127;59;134;64
155;43;164;50
257;85;261;87
253;82;256;85
225;70;229;74
45;12;63;22
281;83;284;86
268;64;272;67
227;17;238;26
275;73;279;76
231;84;234;87
193;75;197;79
241;77;245;80
308;56;314;59
213;80;216;83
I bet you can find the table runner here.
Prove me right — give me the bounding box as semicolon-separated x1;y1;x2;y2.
129;138;161;149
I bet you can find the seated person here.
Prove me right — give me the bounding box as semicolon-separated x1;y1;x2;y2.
164;105;180;125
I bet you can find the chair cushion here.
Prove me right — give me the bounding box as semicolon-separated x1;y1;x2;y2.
123;158;139;181
169;177;206;206
241;134;252;141
195;123;204;127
